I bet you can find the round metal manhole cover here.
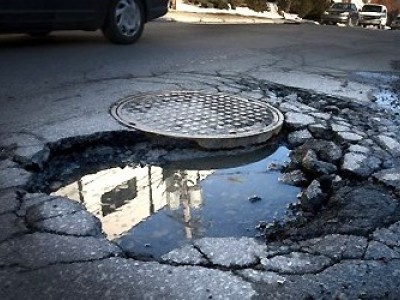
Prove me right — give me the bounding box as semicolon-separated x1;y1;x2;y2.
111;91;284;149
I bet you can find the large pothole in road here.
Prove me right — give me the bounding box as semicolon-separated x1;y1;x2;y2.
30;137;300;259
21;82;400;267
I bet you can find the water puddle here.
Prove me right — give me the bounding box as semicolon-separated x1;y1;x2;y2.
52;146;299;259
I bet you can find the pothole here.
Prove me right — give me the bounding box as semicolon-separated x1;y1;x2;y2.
31;137;299;259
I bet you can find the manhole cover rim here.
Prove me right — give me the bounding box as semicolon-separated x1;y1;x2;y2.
110;91;284;140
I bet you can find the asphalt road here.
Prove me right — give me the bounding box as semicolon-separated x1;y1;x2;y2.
0;22;399;135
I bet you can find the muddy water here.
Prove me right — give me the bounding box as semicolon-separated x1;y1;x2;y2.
54;146;300;258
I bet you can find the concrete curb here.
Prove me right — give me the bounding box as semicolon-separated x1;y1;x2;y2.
159;11;301;25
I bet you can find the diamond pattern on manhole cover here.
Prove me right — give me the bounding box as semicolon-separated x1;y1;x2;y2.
111;91;283;148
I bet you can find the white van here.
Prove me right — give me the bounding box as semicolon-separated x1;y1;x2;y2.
358;4;388;29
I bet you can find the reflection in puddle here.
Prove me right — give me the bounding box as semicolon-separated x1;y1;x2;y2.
54;146;300;258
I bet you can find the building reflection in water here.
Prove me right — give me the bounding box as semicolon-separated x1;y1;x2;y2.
54;164;212;240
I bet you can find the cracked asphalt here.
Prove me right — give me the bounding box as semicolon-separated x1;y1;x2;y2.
1;22;400;299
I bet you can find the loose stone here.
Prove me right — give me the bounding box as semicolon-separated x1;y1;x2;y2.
260;252;332;274
331;123;350;132
302;150;337;175
376;135;400;156
279;102;301;113
285;112;315;129
287;129;313;147
348;144;370;154
290;139;342;165
193;237;266;268
373;168;400;192
300;180;327;211
309;112;331;121
336;131;363;143
308;123;331;139
341;152;381;177
279;170;308;186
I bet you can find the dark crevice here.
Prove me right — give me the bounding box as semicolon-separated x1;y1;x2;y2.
26;227;104;239
0;263;30;272
18;254;120;273
0;230;32;245
192;244;213;264
135;255;263;273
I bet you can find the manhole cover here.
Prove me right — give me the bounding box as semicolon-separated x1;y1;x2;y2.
111;91;283;149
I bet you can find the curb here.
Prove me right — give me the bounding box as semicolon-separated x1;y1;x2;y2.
159;11;302;25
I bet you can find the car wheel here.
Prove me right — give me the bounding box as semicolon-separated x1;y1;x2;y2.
102;0;144;44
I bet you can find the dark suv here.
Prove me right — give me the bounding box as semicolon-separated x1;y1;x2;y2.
321;2;359;26
0;0;168;44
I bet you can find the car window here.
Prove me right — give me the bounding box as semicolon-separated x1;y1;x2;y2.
331;3;351;10
351;4;357;11
362;5;383;13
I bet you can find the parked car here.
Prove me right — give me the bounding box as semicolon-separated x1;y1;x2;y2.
0;0;168;44
358;4;388;29
390;15;400;30
320;2;359;26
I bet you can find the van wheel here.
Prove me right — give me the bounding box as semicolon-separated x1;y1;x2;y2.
102;0;145;44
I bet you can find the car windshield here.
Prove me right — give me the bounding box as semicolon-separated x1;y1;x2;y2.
331;3;352;10
362;5;383;13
